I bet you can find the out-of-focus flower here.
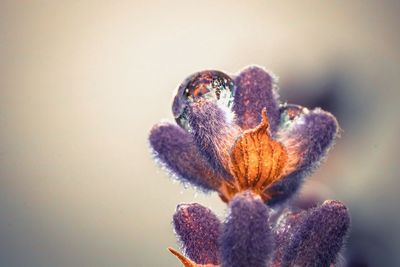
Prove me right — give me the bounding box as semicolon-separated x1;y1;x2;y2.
149;66;339;205
148;66;350;267
169;192;350;267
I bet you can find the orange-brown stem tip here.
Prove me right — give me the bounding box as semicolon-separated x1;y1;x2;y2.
260;107;269;124
168;247;197;267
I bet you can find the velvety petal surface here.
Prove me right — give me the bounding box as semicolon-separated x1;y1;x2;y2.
233;66;280;133
173;203;222;265
220;191;272;267
266;108;339;205
188;100;238;180
281;200;350;267
149;123;222;191
270;210;306;267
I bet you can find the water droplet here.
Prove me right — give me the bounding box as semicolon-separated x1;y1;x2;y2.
173;70;235;130
280;104;303;120
279;104;307;128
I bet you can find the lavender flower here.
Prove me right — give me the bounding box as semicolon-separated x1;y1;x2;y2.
170;194;349;267
150;66;338;204
149;66;350;267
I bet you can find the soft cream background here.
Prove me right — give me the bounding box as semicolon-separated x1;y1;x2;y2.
0;1;399;266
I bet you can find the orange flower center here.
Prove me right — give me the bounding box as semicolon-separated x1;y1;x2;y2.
218;109;289;202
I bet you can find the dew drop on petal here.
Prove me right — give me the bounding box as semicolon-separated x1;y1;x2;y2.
279;103;308;128
173;70;235;130
280;103;304;120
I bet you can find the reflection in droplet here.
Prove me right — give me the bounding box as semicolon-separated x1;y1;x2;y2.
279;103;308;128
173;70;235;130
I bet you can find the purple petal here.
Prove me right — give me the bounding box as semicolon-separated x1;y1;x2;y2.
187;100;238;180
149;123;222;191
173;203;221;265
220;191;272;267
233;66;280;133
282;200;350;267
271;210;307;266
266;108;339;205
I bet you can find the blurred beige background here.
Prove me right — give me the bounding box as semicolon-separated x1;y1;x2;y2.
0;1;399;266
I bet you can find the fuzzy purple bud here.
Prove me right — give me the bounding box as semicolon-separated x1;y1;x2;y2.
266;109;339;205
187;100;237;180
220;191;272;267
288;109;339;167
173;203;222;265
281;200;350;267
149;123;222;191
271;210;307;266
233;66;280;133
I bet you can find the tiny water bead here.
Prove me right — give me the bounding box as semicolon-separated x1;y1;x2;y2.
173;70;235;130
279;103;309;128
